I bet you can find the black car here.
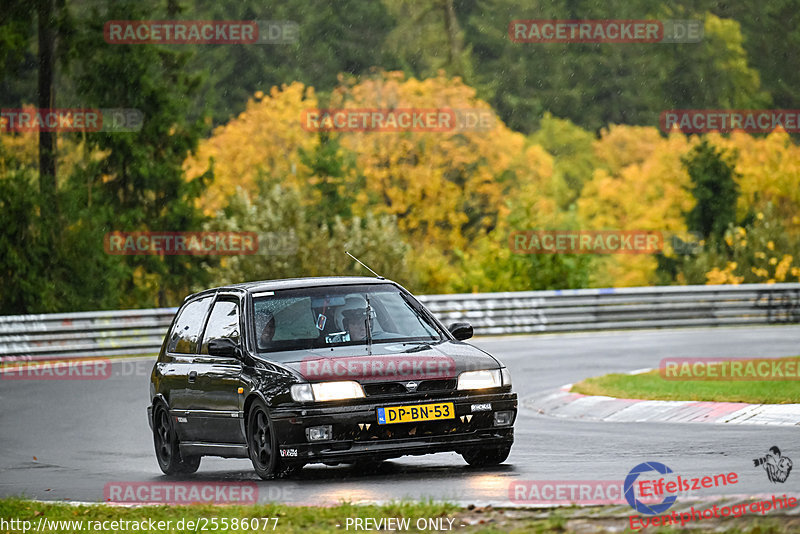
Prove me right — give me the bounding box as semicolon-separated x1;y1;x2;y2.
148;276;517;479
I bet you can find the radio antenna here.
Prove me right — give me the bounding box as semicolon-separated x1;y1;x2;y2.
346;251;385;279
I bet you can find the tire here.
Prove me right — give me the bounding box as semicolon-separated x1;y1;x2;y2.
461;444;512;467
247;399;281;480
152;404;201;475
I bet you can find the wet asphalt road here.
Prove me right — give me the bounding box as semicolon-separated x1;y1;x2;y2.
1;325;798;505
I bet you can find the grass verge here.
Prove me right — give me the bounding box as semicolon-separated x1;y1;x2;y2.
572;356;800;404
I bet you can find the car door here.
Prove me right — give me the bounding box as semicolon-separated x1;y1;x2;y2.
189;295;247;444
158;295;214;443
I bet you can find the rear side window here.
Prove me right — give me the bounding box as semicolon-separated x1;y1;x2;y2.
200;299;241;354
167;296;212;354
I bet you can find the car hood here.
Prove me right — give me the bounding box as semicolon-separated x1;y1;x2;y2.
275;341;501;383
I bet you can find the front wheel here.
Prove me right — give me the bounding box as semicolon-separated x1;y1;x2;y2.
152;404;201;475
247;399;280;480
461;445;512;467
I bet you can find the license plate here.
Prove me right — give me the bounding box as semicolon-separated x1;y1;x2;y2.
376;402;455;425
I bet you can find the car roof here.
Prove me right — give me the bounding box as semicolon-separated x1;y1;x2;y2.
185;276;397;301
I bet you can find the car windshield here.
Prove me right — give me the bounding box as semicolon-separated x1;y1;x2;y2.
253;284;443;353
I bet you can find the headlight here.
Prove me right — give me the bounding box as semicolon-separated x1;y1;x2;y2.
290;384;314;402
313;381;365;401
457;369;503;390
290;381;365;402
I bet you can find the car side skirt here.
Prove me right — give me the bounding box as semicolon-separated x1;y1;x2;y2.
179;442;249;458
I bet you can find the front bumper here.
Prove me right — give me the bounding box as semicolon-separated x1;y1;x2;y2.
270;391;516;464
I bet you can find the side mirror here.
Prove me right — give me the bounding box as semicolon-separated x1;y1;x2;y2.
207;337;242;358
448;322;473;341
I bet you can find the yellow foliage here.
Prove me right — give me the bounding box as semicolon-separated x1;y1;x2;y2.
708;130;800;236
707;262;744;284
592;124;665;174
330;72;558;253
775;255;793;282
578;127;694;286
183;82;319;214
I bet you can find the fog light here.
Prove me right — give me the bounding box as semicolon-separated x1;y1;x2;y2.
493;411;514;427
305;425;333;441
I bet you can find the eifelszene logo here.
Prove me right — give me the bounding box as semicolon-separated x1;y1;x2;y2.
625;462;740;516
625;462;678;515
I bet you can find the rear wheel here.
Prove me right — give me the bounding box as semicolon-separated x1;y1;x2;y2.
153;404;201;475
461;445;511;467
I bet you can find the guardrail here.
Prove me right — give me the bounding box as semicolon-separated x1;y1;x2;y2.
418;283;800;335
1;283;799;360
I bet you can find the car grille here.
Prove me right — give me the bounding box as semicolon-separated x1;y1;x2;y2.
362;379;456;396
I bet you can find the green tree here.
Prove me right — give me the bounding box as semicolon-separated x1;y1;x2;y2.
713;0;800;111
460;0;770;133
682;139;739;244
382;0;475;84
66;0;213;308
0;150;131;313
297;134;359;225
656;13;771;113
188;0;398;125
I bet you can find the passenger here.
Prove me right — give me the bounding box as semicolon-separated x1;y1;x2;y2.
259;313;276;348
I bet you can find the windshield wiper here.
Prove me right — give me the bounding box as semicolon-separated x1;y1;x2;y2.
401;339;443;352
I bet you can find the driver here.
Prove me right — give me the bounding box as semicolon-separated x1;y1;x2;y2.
342;309;368;341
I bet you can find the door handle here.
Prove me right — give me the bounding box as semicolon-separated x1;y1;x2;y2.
188;370;197;383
